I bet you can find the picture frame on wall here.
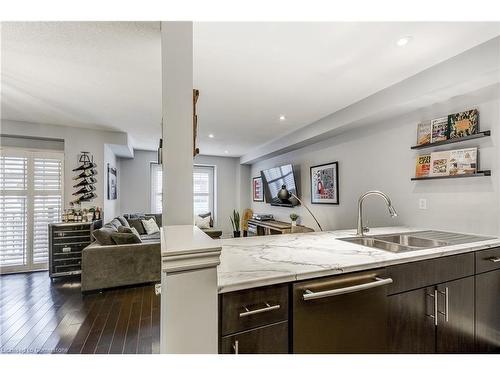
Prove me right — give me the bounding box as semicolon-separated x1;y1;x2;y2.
107;164;117;200
252;176;264;202
310;162;339;205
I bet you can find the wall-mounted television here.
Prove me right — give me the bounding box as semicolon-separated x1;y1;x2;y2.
260;164;299;207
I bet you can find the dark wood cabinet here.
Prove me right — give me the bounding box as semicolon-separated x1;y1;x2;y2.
475;269;500;352
388;286;436;353
436;276;475;353
220;321;288;354
387;254;475;354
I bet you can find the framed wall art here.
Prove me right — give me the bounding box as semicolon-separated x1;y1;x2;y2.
252;176;264;202
310;162;339;204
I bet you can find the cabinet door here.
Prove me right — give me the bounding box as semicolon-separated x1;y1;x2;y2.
475;270;500;353
436;276;475;353
387;286;436;353
220;321;288;354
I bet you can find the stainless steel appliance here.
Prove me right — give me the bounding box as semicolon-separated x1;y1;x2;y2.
293;268;392;353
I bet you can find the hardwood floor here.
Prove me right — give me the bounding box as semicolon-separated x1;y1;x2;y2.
0;271;160;354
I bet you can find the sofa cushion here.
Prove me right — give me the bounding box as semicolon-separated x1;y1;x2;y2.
142;218;160;235
127;218;146;235
195;215;211;229
92;226;117;245
109;218;123;230
110;232;142;245
117;226;140;238
140;232;161;242
116;216;130;227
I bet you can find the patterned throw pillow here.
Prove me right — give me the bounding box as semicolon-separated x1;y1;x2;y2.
141;218;160;235
195;215;211;229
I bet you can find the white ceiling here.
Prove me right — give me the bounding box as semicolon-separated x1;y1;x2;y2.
2;22;500;156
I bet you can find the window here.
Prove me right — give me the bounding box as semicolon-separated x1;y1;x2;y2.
0;148;63;273
193;165;215;217
150;163;163;214
150;164;215;219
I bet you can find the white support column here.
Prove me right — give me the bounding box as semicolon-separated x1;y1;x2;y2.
160;225;221;354
161;21;193;225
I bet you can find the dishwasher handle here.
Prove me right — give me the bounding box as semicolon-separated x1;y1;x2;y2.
302;277;393;301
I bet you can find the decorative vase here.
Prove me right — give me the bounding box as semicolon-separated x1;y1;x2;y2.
291;220;297;227
233;231;241;238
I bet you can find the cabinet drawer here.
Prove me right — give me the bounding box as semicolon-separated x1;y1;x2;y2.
220;321;288;354
220;284;288;336
388;253;474;295
475;247;500;274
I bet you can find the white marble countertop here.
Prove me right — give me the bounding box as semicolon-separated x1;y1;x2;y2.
217;226;500;293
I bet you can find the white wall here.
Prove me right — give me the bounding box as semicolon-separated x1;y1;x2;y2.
1;120;128;221
120;150;157;214
250;85;500;236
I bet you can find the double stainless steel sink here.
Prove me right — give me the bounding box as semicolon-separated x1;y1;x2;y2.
340;230;493;253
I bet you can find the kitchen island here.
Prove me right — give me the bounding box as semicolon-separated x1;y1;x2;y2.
161;225;500;354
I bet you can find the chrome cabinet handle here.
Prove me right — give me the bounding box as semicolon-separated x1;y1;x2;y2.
239;302;281;317
489;257;500;263
302;277;393;301
426;289;438;326
438;287;449;322
233;340;239;354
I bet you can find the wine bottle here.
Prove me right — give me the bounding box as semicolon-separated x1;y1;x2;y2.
72;169;97;180
70;192;97;205
72;162;97;172
73;177;97;187
72;185;96;195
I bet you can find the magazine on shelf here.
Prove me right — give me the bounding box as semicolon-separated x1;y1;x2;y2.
430;116;448;143
416;121;431;145
449;147;477;175
448;109;479;139
415;154;431;178
429;151;451;177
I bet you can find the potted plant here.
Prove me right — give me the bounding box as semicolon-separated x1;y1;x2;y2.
230;209;241;237
290;213;299;227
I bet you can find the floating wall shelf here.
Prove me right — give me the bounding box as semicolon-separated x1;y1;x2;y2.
411;170;491;181
410;131;491;150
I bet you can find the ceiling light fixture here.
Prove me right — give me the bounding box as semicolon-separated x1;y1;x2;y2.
396;36;412;47
208;134;214;138
224;150;229;154
279;115;286;121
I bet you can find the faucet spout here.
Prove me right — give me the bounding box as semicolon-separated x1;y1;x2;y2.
357;190;398;236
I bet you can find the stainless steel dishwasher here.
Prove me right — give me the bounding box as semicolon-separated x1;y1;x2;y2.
293;268;392;353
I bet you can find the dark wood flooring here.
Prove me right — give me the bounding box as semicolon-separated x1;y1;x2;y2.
0;271;160;354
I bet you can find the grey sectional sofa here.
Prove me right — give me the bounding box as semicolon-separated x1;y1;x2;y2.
81;213;162;293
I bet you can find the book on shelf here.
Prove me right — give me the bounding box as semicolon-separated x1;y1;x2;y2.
448;109;479;139
429;151;451;177
430;116;448;143
449;147;477;175
416;121;431;146
415;154;431;178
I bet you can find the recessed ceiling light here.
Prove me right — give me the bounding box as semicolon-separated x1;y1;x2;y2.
208;134;214;138
279;115;286;121
396;36;412;47
224;150;229;154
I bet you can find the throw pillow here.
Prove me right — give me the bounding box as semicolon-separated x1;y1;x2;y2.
117;226;141;238
109;218;123;230
116;216;130;227
110;232;142;245
142;217;160;235
127;218;146;235
195;215;211;229
92;226;117;245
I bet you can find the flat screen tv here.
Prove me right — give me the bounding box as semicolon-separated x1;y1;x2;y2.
261;164;299;207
